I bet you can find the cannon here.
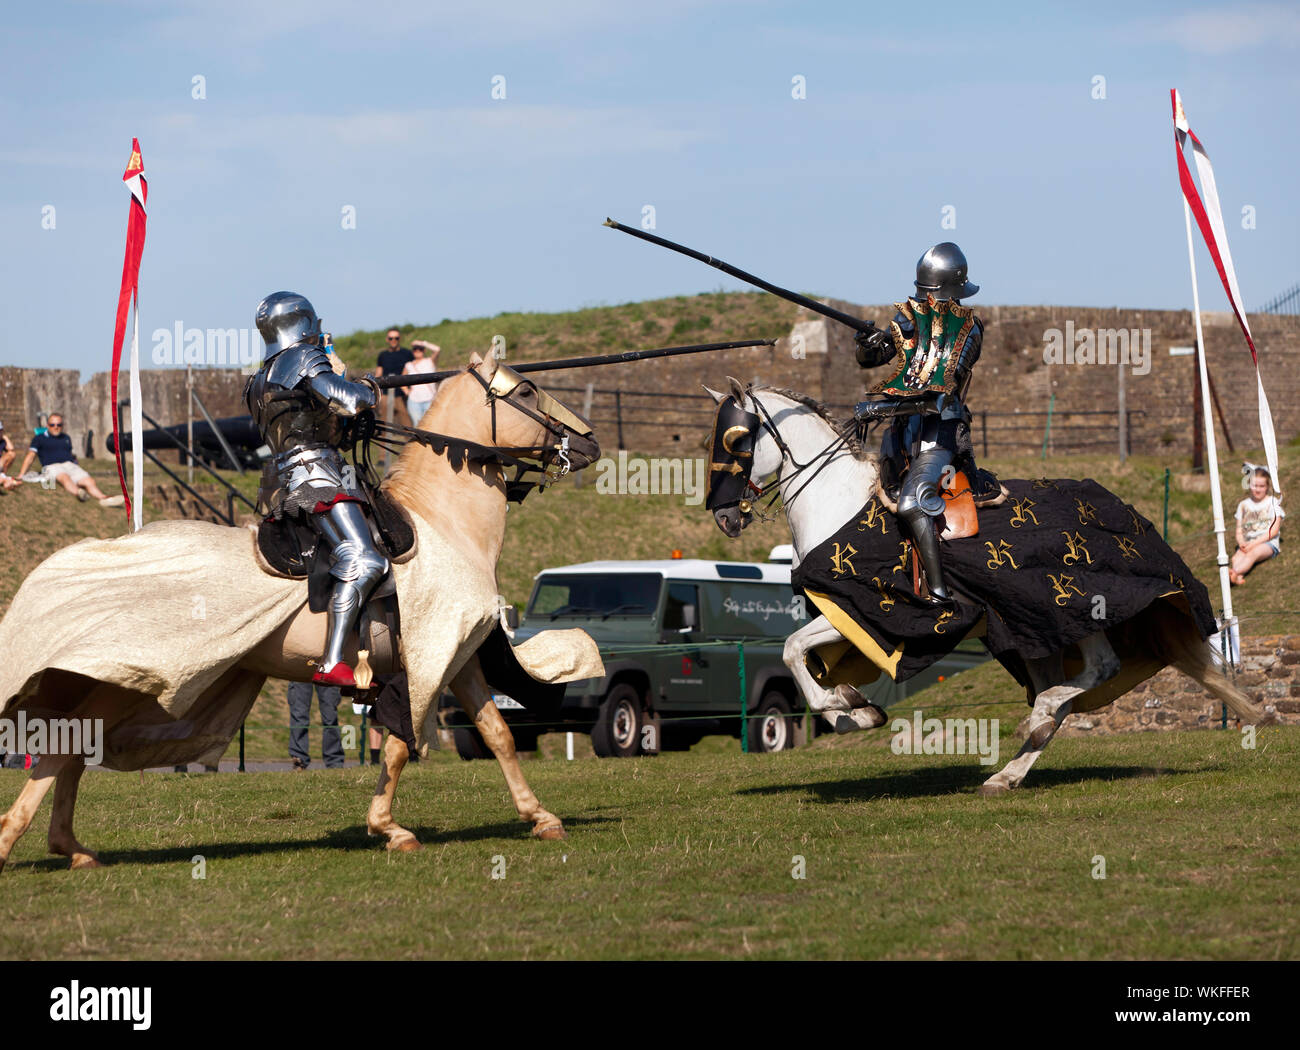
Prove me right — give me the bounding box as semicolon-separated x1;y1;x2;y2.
106;415;267;471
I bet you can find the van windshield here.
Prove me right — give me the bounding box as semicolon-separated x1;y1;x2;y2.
527;573;662;620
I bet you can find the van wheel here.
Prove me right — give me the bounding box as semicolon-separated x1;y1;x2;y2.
592;684;643;758
453;727;491;761
748;692;794;753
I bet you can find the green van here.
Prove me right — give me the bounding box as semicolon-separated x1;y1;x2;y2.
444;552;807;758
442;547;988;759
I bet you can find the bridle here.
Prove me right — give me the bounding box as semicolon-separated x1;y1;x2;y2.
371;364;594;500
465;364;590;482
707;386;859;522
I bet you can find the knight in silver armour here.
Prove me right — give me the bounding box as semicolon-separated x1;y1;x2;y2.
246;291;389;688
853;243;992;604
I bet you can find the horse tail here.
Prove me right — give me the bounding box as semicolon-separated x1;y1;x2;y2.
1153;602;1262;724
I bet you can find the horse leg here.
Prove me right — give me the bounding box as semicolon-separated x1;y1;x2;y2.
365;733;420;852
451;653;565;840
980;631;1121;796
979;683;1079;796
1;682;141;872
47;757;100;869
0;757;63;872
783;615;887;734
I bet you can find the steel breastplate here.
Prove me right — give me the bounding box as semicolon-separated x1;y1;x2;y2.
247;366;353;517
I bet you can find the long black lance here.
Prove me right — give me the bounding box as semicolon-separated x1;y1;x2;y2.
374;338;775;389
601;217;878;336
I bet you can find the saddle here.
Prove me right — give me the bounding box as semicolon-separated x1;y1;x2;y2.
876;464;1008;541
253;487;418;674
876;463;1009;603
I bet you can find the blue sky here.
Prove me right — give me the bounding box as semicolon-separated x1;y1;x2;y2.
1;0;1297;374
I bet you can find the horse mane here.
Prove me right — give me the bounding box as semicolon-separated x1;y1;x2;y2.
379;370;499;513
755;385;874;462
380;437;437;510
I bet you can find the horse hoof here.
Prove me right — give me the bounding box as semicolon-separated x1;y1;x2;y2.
834;684;865;708
978;781;1009;798
388;835;422;853
535;824;567;841
69;854;102;870
1027;722;1054;748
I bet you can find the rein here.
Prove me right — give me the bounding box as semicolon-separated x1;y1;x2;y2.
361;370;580;501
742;391;857;520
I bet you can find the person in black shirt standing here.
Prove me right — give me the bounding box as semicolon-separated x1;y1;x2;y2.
15;414;123;506
376;328;413;428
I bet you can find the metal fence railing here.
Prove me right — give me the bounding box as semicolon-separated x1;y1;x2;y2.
547;384;1146;458
1259;282;1300;315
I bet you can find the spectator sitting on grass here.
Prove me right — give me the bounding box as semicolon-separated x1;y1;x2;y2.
0;421;17;492
0;420;14;475
1230;466;1283;585
14;414;124;507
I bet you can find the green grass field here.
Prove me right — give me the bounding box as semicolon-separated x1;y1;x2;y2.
0;723;1293;960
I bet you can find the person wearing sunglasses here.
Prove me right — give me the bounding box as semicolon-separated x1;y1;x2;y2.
15;414;123;506
376;328;413;428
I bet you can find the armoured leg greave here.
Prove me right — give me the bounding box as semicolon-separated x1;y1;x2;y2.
314;501;390;671
897;447;953;601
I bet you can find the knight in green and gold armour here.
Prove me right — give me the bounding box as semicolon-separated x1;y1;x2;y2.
853;243;999;604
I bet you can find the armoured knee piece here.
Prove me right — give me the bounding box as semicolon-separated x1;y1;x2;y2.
896;448;953;601
315;501;390;672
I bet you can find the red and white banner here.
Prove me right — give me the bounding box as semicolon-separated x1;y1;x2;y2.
1172;89;1280;496
110;138;147;528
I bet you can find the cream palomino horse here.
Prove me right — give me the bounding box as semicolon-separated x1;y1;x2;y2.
0;348;600;870
704;380;1257;795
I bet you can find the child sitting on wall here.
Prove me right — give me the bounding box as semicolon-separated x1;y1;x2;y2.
1230;466;1284;585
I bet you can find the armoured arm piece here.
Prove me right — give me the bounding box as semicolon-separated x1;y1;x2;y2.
854;311;914;369
261;343;376;416
854;396;932;421
306;370;378;417
950;317;984;398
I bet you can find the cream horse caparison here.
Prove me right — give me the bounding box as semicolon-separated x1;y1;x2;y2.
704;380;1258;795
0;349;599;871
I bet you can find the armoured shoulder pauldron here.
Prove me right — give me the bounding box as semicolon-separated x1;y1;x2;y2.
265;344;335;390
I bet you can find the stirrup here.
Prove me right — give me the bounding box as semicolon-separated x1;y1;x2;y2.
313;661;356;688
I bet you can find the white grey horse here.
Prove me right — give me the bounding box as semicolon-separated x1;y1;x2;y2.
703;379;1256;795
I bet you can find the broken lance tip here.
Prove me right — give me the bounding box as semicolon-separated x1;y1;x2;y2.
602;217;617;227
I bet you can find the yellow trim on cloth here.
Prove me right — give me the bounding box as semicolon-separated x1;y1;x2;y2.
805;589;903;681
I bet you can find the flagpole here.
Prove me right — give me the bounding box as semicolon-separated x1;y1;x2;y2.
129;296;144;531
1183;197;1233;625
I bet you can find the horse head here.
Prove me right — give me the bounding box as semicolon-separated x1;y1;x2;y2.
704;380;878;551
456;345;601;477
702;376;784;538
